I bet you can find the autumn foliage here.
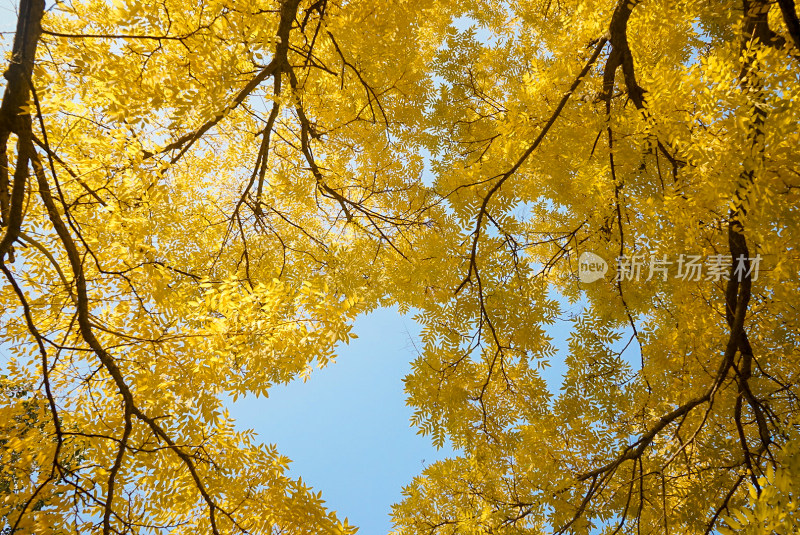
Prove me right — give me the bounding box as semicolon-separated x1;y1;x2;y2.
1;0;799;533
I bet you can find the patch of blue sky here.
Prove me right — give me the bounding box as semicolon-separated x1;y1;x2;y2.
225;306;454;535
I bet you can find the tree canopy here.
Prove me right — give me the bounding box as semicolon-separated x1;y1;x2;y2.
1;0;799;533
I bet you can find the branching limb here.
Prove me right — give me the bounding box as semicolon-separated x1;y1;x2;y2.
457;36;608;293
152;0;302;163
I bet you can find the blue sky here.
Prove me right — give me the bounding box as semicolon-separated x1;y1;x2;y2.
226;307;452;534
